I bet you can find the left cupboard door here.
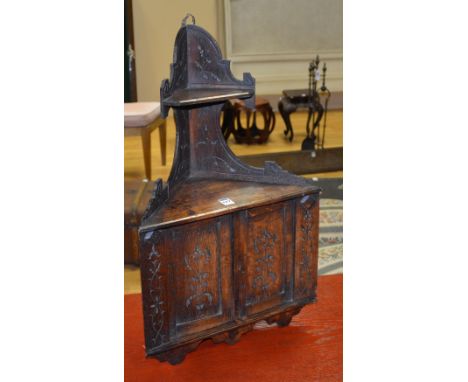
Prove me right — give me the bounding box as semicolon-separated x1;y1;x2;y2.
140;215;234;353
168;216;234;337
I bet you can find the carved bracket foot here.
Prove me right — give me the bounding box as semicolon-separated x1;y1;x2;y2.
276;314;293;327
265;306;303;328
211;324;254;346
154;341;202;365
151;306;305;365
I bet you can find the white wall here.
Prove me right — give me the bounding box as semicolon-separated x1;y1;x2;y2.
132;0;343;100
224;0;343;94
132;0;221;101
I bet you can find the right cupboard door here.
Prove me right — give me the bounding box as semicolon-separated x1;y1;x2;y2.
234;201;294;318
294;194;320;301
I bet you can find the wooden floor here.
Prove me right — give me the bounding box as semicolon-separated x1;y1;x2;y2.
124;109;343;294
124;110;343;182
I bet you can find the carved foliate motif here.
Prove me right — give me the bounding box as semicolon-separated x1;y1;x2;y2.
193;44;221;82
184;245;214;316
247;228;278;305
297;198;318;297
160;24;255;118
146;243;166;347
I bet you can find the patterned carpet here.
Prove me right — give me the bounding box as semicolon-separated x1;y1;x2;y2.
313;179;343;275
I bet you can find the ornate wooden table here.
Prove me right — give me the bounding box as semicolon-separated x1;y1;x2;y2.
278;89;324;148
138;15;320;365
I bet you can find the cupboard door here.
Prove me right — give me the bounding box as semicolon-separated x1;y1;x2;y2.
294;194;319;301
234;202;294;317
168;216;234;337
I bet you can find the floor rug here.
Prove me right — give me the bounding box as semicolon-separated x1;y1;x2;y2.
310;178;343;275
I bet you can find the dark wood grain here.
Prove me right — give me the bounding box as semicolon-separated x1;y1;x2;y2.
142;178;317;231
138;17;321;365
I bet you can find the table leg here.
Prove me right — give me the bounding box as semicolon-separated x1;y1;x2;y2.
159;120;167;166
269;106;276;134
312;104;324;144
301;102;324;151
221;101;235;140
305;107;313;138
278;98;296;142
141;127;151;180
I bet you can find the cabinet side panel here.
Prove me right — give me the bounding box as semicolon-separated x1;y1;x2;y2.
294;194;320;301
284;199;294;303
139;230;170;352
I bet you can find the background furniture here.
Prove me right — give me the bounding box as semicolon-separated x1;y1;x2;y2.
124;179;155;265
124;102;167;180
278;89;323;145
222;97;276;144
139;16;320;365
125;274;342;381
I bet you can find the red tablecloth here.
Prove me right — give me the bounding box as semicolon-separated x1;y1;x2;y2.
125;274;342;381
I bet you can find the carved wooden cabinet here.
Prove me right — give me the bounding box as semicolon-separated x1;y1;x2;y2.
139;15;320;365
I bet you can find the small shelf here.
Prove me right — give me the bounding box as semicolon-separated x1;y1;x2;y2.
163;88;253;107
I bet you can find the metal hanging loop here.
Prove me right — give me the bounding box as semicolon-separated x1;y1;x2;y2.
181;13;196;26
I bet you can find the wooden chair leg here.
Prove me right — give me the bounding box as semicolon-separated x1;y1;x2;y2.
141;127;151;180
159;121;167;166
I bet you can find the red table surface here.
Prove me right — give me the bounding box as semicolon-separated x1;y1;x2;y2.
125;274;342;382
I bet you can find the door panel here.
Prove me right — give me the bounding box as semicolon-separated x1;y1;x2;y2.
169;216;233;336
235;201;293;317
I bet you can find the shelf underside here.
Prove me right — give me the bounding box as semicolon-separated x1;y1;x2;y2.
163;88;253;107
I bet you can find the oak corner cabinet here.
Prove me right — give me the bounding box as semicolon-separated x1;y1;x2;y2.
138;15;320;365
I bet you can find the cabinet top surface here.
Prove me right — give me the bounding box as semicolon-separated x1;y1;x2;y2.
141;178;319;231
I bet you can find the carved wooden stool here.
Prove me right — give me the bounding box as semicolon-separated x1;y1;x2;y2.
223;97;275;144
